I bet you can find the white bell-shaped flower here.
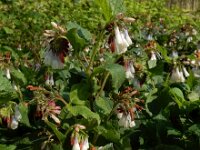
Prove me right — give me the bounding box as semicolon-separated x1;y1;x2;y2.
192;67;200;78
150;51;157;60
182;66;190;77
114;26;128;54
72;137;80;150
170;67;181;82
10;116;19;130
118;114;129;128
187;37;193;43
49;74;54;86
179;70;185;82
45;75;50;85
82;138;89;150
5;68;11;79
44;50;64;69
117;112;123;119
14;106;22;121
147;34;153;41
126;62;135;80
171;50;179;59
123;29;132;45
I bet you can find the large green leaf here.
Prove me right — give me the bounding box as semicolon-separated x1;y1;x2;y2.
148;60;157;69
67;105;100;124
19;103;30;127
169;87;185;107
69;82;90;105
188;124;200;136
11;69;27;85
66;22;92;41
93;63;126;90
0;144;16;150
94;97;113;115
66;28;86;54
97;124;120;142
0;71;17;103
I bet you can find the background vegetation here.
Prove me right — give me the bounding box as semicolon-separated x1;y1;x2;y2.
0;0;200;150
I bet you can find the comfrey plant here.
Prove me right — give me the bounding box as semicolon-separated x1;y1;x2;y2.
1;0;200;150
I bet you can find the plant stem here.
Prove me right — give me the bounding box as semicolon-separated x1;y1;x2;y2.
95;72;110;99
86;31;104;75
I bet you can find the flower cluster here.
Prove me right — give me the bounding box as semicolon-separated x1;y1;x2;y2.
116;106;136;128
170;66;190;83
10;105;22;130
36;100;61;124
43;22;69;69
115;87;143;128
125;60;135;80
71;124;89;150
45;73;54;86
113;26;132;54
0;105;22;130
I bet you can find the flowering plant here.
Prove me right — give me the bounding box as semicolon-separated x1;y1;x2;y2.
0;0;200;150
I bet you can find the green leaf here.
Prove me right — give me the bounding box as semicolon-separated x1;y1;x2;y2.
18;103;30;127
45;120;65;143
2;46;19;59
167;129;182;136
66;22;92;41
97;125;120;142
97;143;114;150
51;143;64;150
104;64;125;89
0;71;17;103
109;0;124;15
148;60;157;69
3;27;14;34
94;97;113;115
93;63;126;90
95;0;112;22
157;45;171;63
69;82;90;105
169;87;185;107
188;91;199;102
67;105;100;124
188;124;200;136
0;144;16;150
11;69;27;84
145;88;158;116
66;28;86;54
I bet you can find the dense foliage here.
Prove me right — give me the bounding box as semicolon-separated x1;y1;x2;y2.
0;0;200;150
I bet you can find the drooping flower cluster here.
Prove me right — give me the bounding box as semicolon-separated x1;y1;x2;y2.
113;26;132;54
45;73;54;86
0;105;22;130
149;50;162;61
10;105;22;130
170;66;190;83
125;60;135;80
36;100;61;124
43;22;70;69
116;106;136;128
71;124;89;150
115;87;143;128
